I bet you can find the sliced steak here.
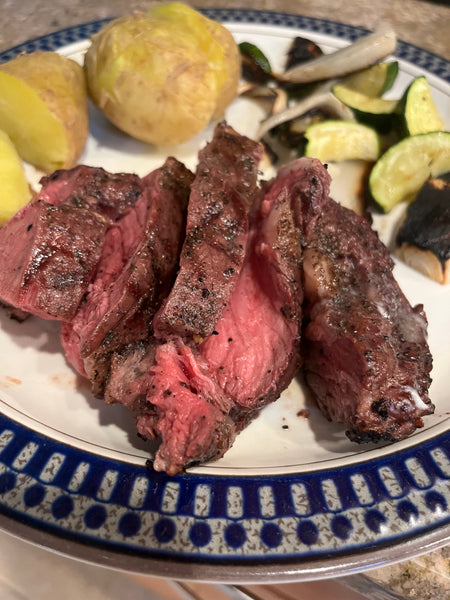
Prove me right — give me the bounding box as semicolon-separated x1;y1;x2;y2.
61;158;193;395
0;165;143;321
300;160;434;442
154;121;263;340
0;200;108;321
199;160;305;412
129;155;305;474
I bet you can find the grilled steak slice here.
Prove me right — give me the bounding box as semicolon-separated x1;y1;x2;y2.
0;165;143;321
154;122;263;340
129;155;305;474
61;158;193;395
299;160;434;442
0;200;108;321
38;165;142;221
199;160;305;411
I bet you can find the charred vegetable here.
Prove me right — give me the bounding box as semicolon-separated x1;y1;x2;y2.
285;36;323;70
256;89;354;141
239;42;272;83
396;173;450;284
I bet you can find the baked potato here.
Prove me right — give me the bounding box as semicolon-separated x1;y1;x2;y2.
0;51;88;172
0;129;32;224
84;2;241;146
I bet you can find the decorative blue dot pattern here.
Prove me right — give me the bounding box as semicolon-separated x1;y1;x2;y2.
51;495;74;520
154;517;177;544
364;509;387;534
297;520;319;546
0;10;449;579
189;522;212;547
397;500;419;523
425;490;448;513
0;471;16;494
24;484;46;508
118;512;142;538
224;523;247;548
330;515;353;540
84;504;108;530
261;523;283;548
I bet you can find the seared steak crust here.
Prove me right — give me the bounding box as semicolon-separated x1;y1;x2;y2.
154;122;264;340
301;185;434;442
0;165;143;321
0;123;436;475
38;165;143;221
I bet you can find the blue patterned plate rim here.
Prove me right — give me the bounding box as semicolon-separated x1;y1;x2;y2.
0;9;449;583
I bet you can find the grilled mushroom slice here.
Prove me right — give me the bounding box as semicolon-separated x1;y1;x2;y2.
277;28;397;84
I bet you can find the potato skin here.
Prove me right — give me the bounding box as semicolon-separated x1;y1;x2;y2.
84;3;241;146
201;16;241;119
0;51;88;171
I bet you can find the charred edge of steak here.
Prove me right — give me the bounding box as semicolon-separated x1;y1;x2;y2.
346;428;396;444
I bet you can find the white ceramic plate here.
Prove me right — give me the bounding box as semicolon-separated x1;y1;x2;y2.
0;9;449;583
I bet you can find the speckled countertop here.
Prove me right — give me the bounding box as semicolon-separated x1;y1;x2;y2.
0;1;449;599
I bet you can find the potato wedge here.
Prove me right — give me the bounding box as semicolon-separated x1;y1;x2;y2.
0;129;32;224
0;51;88;172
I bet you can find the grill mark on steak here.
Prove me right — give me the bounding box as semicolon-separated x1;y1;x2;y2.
0;200;108;321
153;122;264;340
61;157;193;396
300;175;434;443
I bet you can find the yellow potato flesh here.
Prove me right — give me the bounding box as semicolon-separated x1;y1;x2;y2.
0;72;69;171
0;52;88;172
85;3;240;146
0;129;32;224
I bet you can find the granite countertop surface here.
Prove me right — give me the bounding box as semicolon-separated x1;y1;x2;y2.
0;1;449;599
